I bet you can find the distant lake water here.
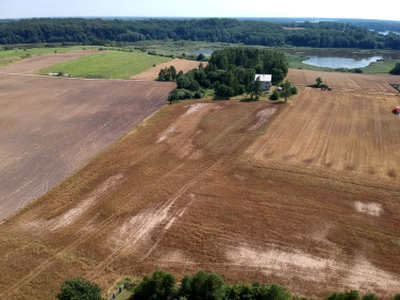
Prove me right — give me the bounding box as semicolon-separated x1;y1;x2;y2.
302;55;383;68
189;49;215;55
293;49;400;69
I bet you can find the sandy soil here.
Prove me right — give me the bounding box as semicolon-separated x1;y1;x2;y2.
1;70;400;299
131;58;207;81
0;50;100;74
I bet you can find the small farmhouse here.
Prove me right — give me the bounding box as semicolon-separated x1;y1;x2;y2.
254;74;272;91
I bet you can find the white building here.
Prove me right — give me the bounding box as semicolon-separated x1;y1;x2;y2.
254;74;272;91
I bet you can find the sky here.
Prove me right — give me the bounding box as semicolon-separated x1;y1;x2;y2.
1;0;399;21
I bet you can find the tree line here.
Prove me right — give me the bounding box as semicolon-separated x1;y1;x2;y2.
158;47;291;102
1;18;400;50
57;270;400;300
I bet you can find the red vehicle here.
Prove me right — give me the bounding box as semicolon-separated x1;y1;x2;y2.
393;106;400;115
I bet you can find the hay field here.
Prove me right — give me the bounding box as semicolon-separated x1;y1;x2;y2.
1;68;400;299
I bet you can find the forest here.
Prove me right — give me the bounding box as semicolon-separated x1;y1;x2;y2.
1;18;400;50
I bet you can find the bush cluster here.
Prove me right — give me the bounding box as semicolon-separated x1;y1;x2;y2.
57;271;400;300
129;270;292;300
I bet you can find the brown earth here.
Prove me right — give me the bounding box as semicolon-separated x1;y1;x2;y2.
1;70;400;299
131;58;207;81
0;50;100;74
0;74;175;221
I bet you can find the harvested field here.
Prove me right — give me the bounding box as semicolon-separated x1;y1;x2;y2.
249;69;400;179
1;66;400;299
286;68;400;94
0;50;100;74
131;58;206;80
0;73;175;221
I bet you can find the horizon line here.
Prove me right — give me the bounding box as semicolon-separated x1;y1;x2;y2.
1;16;400;22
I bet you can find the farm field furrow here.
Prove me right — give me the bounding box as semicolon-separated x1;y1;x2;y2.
1;69;400;299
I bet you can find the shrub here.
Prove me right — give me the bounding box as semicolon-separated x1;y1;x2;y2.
178;270;226;300
390;62;400;75
270;90;281;100
362;293;379;300
56;277;102;300
326;290;360;300
215;84;235;99
130;270;176;300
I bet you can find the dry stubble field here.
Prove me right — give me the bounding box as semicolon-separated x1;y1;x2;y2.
1;69;400;299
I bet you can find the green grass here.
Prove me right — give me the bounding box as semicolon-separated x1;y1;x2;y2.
362;59;399;74
0;46;95;67
38;50;171;79
114;289;133;300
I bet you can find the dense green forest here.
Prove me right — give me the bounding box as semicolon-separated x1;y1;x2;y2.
1;18;400;50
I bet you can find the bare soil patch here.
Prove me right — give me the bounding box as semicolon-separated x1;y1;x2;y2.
0;50;100;74
1;70;400;299
131;58;207;81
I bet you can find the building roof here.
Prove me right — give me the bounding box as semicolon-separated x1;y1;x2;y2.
255;74;272;82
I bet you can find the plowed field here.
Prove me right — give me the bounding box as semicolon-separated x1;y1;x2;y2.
0;74;175;221
1;70;400;300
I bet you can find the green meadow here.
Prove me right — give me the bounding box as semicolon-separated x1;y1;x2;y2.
38;50;171;79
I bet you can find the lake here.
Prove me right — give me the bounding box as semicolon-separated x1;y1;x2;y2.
189;49;215;55
296;49;400;69
302;55;383;68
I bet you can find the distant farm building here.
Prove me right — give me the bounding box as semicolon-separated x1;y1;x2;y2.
254;74;272;90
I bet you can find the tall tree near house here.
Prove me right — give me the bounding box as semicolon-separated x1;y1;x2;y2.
250;77;262;100
281;80;293;102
